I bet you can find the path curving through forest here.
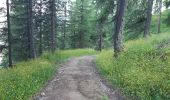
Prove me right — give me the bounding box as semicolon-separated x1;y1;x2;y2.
33;56;123;100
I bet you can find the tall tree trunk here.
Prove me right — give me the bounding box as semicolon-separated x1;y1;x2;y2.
50;0;56;52
98;33;103;51
6;0;12;67
96;8;103;52
39;0;43;55
157;0;162;33
62;2;67;50
144;0;154;38
73;25;76;48
79;0;84;48
27;0;36;59
96;21;103;51
114;0;128;57
39;25;43;55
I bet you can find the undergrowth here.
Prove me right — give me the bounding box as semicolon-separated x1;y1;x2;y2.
0;49;97;100
96;33;170;100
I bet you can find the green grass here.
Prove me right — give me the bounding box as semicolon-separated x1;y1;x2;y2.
96;33;170;100
0;49;98;100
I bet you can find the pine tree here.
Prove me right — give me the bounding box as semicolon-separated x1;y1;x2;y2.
50;0;56;52
114;0;128;57
27;0;36;58
69;0;95;48
11;0;30;61
61;1;67;50
6;0;12;67
144;0;154;38
157;0;162;33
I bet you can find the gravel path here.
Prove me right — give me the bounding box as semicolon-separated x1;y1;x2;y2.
33;56;124;100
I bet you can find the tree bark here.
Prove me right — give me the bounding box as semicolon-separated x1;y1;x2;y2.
6;0;13;67
98;33;103;51
96;21;103;51
62;2;67;50
144;0;154;38
50;0;56;53
79;0;84;48
27;0;36;59
114;0;128;57
157;0;162;34
96;8;102;52
73;25;76;48
39;0;43;55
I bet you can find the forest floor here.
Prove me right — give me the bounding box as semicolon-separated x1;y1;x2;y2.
33;56;124;100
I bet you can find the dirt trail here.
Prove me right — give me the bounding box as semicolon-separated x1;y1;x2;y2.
33;56;123;100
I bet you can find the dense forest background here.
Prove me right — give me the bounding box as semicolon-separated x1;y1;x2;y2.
0;0;169;66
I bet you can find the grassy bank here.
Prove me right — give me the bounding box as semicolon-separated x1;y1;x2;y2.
0;49;97;100
96;33;170;100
